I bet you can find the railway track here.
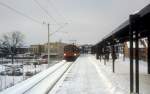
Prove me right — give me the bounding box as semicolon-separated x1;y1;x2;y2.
1;61;73;94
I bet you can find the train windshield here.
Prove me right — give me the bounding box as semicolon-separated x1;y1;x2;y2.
64;45;79;52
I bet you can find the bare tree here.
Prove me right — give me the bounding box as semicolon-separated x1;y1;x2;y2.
0;31;24;64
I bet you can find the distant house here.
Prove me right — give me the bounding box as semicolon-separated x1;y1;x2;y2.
0;49;4;57
0;47;29;58
30;45;44;56
30;42;67;58
43;42;67;58
16;47;29;54
80;44;93;54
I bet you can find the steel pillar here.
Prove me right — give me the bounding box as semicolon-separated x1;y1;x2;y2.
135;28;139;94
99;47;102;62
123;43;125;61
112;45;115;73
148;35;150;74
130;14;140;94
129;15;134;93
96;45;99;59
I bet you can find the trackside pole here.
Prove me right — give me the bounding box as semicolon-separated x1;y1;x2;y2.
48;24;50;66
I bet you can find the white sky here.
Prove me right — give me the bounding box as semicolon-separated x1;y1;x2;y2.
0;0;149;45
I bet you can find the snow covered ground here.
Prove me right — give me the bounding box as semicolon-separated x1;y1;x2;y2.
93;55;150;94
0;63;49;91
51;54;150;94
53;55;111;94
0;58;60;91
1;54;150;94
25;62;72;94
1;60;66;94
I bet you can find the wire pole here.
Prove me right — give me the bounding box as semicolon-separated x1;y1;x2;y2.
48;24;50;67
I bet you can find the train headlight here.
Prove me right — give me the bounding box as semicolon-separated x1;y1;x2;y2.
74;53;77;56
64;53;66;56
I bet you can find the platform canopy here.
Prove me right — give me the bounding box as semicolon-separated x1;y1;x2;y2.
95;4;150;47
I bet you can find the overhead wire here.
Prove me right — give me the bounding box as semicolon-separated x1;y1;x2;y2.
50;23;68;36
0;1;43;25
33;0;60;25
46;0;71;34
47;0;69;23
0;0;70;34
33;0;69;36
0;0;68;36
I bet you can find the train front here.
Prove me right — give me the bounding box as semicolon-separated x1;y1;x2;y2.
64;45;80;61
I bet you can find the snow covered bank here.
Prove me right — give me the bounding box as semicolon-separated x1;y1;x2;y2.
25;62;73;94
0;61;66;94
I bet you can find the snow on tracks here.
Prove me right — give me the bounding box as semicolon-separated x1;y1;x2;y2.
1;61;73;94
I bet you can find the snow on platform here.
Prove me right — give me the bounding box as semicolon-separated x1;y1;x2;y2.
93;55;150;94
1;54;150;94
51;54;150;94
52;55;111;94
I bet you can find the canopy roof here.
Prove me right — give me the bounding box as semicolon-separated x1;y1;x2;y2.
95;4;150;47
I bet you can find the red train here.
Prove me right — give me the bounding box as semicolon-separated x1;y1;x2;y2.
64;44;80;61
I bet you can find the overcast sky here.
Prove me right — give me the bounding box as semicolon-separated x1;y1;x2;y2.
0;0;149;45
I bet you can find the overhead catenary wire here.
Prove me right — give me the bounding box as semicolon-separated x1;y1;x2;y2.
33;0;60;25
0;1;43;25
33;0;69;37
50;23;68;36
47;0;69;23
